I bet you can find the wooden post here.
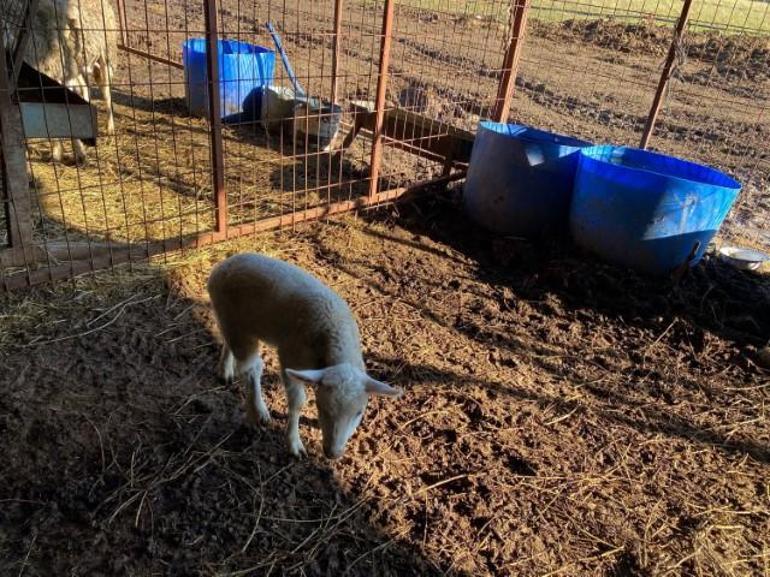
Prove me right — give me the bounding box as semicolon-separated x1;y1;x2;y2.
203;0;227;234
0;51;34;261
331;0;343;104
640;0;693;149
368;0;395;198
492;0;530;123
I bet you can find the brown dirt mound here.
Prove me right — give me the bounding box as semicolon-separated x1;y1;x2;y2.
531;18;770;80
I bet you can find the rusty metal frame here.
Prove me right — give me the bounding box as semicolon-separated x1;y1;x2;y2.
203;0;227;235
368;0;395;198
118;44;184;70
640;0;693;149
115;0;128;47
331;0;343;104
0;172;465;291
338;102;475;168
492;0;531;123
115;0;184;69
1;0;476;290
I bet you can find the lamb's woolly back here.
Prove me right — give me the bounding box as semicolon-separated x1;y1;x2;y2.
208;253;364;369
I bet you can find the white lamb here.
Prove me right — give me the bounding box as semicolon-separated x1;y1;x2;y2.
2;0;118;164
207;253;402;459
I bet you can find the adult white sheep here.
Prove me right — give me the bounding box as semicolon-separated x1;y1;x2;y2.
208;253;402;459
3;0;118;164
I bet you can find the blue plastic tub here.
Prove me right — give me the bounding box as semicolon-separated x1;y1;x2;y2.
463;121;591;237
570;145;741;275
182;39;275;118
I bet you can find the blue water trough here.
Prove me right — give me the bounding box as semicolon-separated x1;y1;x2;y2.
570;145;741;275
463;121;591;238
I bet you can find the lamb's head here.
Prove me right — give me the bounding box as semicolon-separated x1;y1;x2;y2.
285;363;402;459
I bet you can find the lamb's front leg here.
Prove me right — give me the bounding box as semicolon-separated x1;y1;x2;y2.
282;372;307;458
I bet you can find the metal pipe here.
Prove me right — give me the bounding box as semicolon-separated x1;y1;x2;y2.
203;0;227;234
117;44;183;70
115;0;129;48
368;0;395;198
331;0;343;104
266;22;305;97
640;0;693;149
492;0;530;123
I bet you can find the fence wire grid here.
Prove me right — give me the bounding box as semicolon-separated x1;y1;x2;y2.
0;0;768;289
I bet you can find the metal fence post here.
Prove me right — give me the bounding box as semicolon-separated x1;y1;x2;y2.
640;0;693;149
204;0;227;235
492;0;530;123
115;0;129;48
331;0;343;104
368;0;395;198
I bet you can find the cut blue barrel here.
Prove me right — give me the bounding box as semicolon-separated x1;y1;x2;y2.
570;145;741;275
182;39;275;119
463;121;591;237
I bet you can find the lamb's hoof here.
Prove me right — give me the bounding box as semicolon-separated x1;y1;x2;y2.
245;405;271;427
256;410;272;426
287;437;307;459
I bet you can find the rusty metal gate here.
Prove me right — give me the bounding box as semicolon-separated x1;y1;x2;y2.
1;0;768;289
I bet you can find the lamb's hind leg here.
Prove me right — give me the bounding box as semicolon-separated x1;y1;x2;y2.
218;343;236;383
234;346;271;426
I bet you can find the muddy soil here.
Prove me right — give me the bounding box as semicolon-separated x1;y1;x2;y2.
2;191;769;576
2;6;770;572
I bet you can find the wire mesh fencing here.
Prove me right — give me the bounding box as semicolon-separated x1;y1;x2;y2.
1;0;768;289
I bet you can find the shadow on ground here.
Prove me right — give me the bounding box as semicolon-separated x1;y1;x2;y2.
0;266;467;576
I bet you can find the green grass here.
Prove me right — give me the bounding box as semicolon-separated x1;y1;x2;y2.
377;0;770;34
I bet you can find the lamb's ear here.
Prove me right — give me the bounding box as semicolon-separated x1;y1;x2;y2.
364;376;403;397
285;368;326;387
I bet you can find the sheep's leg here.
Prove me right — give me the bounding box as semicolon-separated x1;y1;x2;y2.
73;139;88;166
235;351;270;426
282;369;307;458
95;59;115;135
52;140;63;163
63;72;88;165
219;344;235;383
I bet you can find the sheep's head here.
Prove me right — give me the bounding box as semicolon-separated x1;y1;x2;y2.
285;363;402;459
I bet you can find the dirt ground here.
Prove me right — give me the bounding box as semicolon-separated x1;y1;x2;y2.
1;190;769;576
2;1;770;574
